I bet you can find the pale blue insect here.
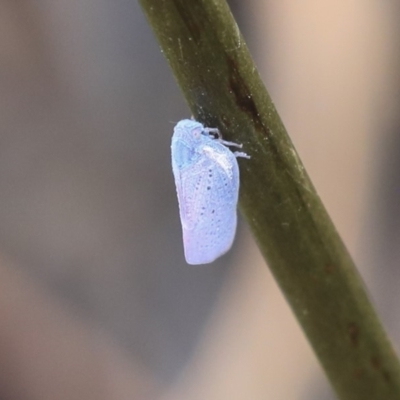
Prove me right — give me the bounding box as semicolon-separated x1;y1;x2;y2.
171;119;249;265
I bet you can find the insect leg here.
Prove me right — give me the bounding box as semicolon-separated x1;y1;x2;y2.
234;151;251;159
204;127;245;149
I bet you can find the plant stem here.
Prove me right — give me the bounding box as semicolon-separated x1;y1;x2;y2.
139;1;400;399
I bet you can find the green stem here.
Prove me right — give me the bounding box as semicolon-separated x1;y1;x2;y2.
139;1;400;399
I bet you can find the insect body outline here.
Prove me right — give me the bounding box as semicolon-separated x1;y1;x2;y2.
171;119;249;265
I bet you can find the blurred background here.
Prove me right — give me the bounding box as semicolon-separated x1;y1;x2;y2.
0;1;398;399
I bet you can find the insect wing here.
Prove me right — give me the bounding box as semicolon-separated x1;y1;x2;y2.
174;142;240;264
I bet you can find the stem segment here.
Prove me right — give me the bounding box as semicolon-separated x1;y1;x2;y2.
139;1;400;399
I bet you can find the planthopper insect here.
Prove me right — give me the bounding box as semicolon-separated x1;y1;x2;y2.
171;119;249;265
